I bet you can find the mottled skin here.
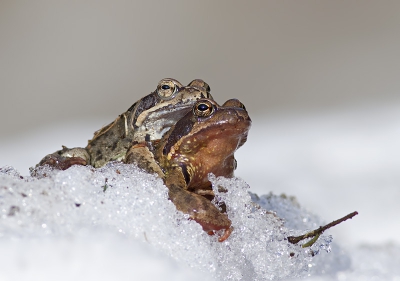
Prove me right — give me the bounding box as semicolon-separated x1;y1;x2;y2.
36;78;213;170
126;98;251;241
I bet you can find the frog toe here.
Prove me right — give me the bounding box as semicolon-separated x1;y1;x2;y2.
218;226;233;242
195;218;233;242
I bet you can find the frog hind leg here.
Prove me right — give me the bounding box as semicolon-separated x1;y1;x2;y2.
166;172;232;242
126;146;233;242
37;146;89;170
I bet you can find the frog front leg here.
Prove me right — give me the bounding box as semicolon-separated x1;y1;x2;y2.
165;168;233;242
125;143;165;177
37;146;90;170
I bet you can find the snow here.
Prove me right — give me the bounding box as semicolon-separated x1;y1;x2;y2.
1;103;400;280
1;164;338;280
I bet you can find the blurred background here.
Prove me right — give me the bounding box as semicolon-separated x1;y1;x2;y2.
1;1;399;247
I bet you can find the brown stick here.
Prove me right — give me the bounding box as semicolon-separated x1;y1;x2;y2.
287;211;358;246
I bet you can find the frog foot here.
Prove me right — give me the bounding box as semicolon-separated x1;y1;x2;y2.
38;154;87;170
38;147;89;170
168;184;232;242
218;227;233;242
206;226;234;242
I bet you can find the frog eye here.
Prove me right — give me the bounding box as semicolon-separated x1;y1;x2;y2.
193;100;214;117
157;79;179;100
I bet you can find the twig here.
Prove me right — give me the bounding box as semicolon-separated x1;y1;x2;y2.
103;178;109;192
287;211;358;247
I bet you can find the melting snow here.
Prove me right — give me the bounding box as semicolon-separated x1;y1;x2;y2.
1;163;349;281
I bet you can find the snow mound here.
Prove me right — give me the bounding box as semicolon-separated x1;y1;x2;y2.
1;164;348;280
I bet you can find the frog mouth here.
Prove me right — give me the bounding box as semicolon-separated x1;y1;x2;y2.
135;101;193;128
145;103;193;130
137;103;195;141
195;124;250;143
148;103;193;123
185;119;251;155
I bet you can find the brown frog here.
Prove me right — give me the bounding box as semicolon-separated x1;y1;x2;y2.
126;98;251;242
36;78;213;170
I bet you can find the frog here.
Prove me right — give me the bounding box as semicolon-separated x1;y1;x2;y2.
125;98;251;242
36;78;213;170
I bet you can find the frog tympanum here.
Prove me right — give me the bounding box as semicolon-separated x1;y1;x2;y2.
37;78;213;169
125;98;251;241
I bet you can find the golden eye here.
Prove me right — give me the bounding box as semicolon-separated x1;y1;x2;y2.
157;79;179;100
193;100;214;117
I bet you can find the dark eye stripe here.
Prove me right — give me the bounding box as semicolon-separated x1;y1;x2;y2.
132;93;159;125
163;114;195;156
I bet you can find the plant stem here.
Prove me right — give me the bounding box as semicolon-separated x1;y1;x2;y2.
287;211;358;246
